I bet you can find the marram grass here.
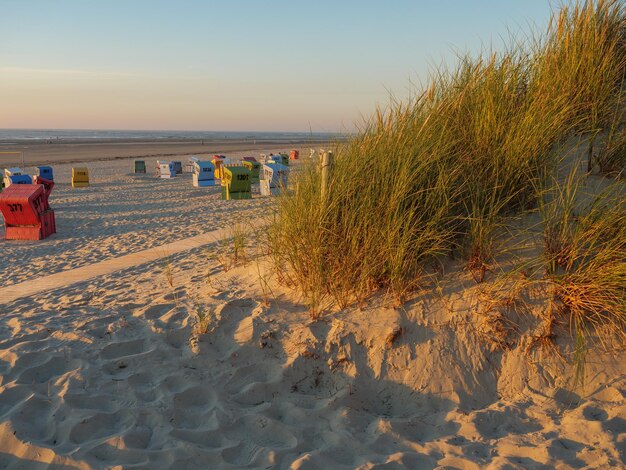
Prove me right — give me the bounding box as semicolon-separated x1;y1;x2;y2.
268;0;625;362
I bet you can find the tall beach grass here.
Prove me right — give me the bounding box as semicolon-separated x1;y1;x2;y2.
269;1;625;355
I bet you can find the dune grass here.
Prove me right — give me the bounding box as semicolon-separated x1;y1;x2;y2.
525;167;626;382
596;94;626;176
191;295;214;336
210;222;250;272
536;0;626;171
268;1;625;360
540;171;626;340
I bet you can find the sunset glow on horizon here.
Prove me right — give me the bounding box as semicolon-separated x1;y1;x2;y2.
1;0;553;132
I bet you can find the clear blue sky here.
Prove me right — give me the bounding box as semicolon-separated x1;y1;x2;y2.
0;0;555;132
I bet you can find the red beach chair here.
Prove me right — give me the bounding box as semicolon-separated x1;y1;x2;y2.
0;181;56;240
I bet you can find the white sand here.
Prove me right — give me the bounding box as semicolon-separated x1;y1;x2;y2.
0;246;623;469
0;152;272;287
0;153;624;469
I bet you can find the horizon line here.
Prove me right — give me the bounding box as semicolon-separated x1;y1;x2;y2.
0;126;350;134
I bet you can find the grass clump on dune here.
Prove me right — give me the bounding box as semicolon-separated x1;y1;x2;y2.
556;190;626;339
533;169;626;380
536;0;626;171
269;0;626;359
596;101;626;176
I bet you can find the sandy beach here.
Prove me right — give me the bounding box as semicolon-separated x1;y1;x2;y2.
0;143;623;468
0;227;624;468
2;0;624;467
0;148;285;287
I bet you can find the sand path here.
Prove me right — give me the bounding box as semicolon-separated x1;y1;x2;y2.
0;220;263;306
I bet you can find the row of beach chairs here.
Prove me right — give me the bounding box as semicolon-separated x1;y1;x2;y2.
2;166;89;190
153;155;289;200
0;151;298;240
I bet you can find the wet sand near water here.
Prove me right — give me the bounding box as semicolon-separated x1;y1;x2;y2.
0;138;327;166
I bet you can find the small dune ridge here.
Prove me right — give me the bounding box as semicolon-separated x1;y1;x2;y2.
0;239;622;468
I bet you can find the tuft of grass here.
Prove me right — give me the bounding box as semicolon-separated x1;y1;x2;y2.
213;247;231;273
534;0;626;172
463;180;518;284
254;252;274;308
539;167;626;380
191;295;214;337
163;256;175;288
539;168;584;278
231;223;248;265
597;91;626;176
597;126;626;177
211;222;250;272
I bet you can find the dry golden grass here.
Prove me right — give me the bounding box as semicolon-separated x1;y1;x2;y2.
267;2;625;375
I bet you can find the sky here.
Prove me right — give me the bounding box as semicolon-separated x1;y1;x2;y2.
0;0;556;133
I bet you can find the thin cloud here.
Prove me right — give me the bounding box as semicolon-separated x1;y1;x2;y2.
0;66;139;78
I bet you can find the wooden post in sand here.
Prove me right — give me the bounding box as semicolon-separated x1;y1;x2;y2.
321;151;333;200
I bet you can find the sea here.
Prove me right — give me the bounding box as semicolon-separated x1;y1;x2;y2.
0;129;343;143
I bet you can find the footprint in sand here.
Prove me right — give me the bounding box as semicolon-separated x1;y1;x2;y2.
69;409;134;445
170;428;225;448
221;441;262;467
171;406;219;431
581;404;609;421
317;444;361;467
0;329;52;352
100;339;146;360
161;374;194;393
470;408;541;439
127;371;158;392
157;308;188;327
119;424;154;450
173;384;217;409
163;291;186;302
603;415;626;435
11;395;59;442
5;351;49;375
0;385;33;418
162;325;192;349
140;303;176;321
167;386;220;430
286;394;330;411
264;401;316;428
226;415;298;450
78;315;119;339
16;356;82;385
118;302;145;313
63;393;121;413
85;441;148;467
220;415;298;466
232;381;279;407
224;363;282;395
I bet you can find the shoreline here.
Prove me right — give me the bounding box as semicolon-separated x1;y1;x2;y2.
0;138;337;166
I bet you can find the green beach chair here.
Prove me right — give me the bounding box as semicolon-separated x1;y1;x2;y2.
242;160;261;184
221;166;252;200
134;160;146;174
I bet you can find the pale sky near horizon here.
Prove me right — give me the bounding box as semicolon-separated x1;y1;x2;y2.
0;0;555;133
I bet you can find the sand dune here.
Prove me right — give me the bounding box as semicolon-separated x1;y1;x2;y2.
0;150;623;469
0;239;623;468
